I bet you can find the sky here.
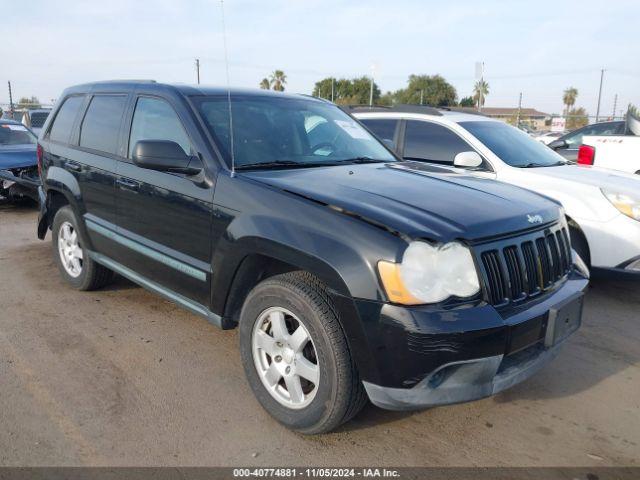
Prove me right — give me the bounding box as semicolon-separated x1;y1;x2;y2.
2;0;639;117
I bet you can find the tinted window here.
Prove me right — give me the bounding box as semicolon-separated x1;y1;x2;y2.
49;96;84;143
403;121;472;164
128;97;191;157
360;119;398;148
461;121;566;168
79;95;127;155
564;122;625;148
193;95;395;168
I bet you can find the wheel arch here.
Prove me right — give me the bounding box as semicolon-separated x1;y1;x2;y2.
39;166;91;245
566;215;591;266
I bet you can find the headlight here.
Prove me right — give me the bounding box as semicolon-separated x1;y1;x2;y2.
378;241;480;305
602;189;640;221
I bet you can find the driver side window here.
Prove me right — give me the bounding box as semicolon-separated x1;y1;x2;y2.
129;97;192;159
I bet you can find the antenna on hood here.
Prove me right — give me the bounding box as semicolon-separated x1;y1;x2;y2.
219;0;235;176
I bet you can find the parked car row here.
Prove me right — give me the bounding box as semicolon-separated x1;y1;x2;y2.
14;80;638;434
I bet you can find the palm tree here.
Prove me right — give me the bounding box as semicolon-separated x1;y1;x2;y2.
473;80;489;109
562;87;578;116
259;78;271;90
270;70;287;92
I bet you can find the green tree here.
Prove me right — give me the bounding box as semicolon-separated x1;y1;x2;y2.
312;77;336;99
473;80;489;108
566;107;588;129
259;78;270;90
459;96;475;107
393;74;457;106
312;76;381;105
17;96;41;109
269;70;287;92
562;87;578;116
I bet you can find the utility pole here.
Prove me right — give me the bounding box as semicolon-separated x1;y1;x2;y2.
8;81;14;114
195;58;201;84
331;78;334;103
420;89;424;105
595;69;604;122
369;64;376;107
516;92;522;126
612;94;618;119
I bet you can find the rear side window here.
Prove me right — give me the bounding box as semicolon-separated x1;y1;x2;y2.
128;97;191;158
403;120;472;164
79;95;128;155
49;96;84;144
360;119;398;149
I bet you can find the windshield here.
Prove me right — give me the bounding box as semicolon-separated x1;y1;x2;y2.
0;123;37;147
193;95;395;169
460;120;567;168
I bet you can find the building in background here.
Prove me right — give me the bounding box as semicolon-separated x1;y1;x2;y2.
480;107;551;131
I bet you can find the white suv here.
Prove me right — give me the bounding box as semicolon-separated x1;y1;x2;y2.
353;106;640;277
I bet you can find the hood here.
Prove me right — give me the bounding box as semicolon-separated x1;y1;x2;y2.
240;161;561;242
0;144;37;170
526;164;640;195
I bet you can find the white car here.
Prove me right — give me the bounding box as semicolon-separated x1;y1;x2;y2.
536;131;566;145
579;111;640;175
352;106;640;277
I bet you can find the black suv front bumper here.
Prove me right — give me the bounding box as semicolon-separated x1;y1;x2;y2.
353;273;588;410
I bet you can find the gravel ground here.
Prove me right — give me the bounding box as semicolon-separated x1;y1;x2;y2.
0;203;638;467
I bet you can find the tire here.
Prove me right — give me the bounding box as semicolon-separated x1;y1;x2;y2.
569;226;590;267
52;206;114;291
239;271;367;434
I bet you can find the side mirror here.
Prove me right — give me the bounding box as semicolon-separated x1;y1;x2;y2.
453;151;483;169
132;140;202;175
548;139;568;150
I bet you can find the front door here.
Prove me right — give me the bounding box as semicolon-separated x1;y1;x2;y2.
114;95;214;305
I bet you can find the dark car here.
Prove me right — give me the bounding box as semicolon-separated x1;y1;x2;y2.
548;121;626;161
36;81;588;434
0;119;40;201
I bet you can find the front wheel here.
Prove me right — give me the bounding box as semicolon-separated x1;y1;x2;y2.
239;272;367;434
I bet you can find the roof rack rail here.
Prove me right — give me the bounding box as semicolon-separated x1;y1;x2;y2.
344;104;443;116
438;106;488;117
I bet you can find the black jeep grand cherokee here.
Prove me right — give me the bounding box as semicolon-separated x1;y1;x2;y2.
36;81;588;434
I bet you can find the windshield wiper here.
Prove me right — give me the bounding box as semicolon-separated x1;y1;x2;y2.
329;157;392;165
235;161;332;170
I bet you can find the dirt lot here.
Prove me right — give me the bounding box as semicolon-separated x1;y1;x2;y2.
0;203;638;467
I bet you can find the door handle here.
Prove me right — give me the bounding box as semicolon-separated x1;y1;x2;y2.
66;161;83;172
116;178;141;191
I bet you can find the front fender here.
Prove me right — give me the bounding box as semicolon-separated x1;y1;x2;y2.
211;215;397;386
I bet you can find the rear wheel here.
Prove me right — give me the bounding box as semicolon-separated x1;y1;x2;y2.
239;271;367;434
52;206;114;290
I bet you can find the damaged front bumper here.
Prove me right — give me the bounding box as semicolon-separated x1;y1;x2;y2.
0;167;40;201
355;274;588;411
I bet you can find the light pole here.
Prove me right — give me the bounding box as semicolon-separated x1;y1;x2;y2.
595;69;604;122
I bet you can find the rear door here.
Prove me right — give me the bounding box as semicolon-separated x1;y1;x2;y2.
44;93;126;260
73;93;129;258
114;94;214;305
